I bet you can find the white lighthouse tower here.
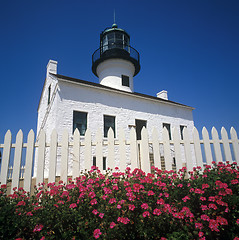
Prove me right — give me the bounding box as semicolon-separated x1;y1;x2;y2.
92;23;140;92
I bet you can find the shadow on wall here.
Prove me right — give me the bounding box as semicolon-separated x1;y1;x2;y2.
57;81;193;121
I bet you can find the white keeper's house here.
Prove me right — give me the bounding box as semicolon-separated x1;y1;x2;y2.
36;23;194;175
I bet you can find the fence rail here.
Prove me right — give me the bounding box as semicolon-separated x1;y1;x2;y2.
0;126;238;194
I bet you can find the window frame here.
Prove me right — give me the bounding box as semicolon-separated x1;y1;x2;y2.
180;125;187;140
122;75;130;87
47;85;51;105
73;111;88;136
135;119;147;140
163;123;172;140
104;115;116;138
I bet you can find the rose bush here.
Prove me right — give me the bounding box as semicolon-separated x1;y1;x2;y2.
0;161;238;239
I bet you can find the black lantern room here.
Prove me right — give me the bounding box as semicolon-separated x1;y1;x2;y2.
92;24;140;77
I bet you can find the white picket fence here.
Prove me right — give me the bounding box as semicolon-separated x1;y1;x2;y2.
0;126;238;194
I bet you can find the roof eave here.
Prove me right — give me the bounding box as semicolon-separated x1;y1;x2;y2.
50;73;194;110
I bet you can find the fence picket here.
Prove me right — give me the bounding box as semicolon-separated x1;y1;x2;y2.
152;128;161;169
221;127;232;163
72;129;80;180
130;127;138;170
84;129;92;171
96;129;103;172
11;130;23;193
183;127;193;171
140;127;151;173
119;128;126;171
202;127;213;164
107;128;115;170
0;126;239;195
162;127;172;170
0;130;12;185
48;129;57;183
36;130;46;185
230;127;239;163
61;130;69;183
172;127;183;171
211;127;223;163
24;130;35;192
193;127;204;169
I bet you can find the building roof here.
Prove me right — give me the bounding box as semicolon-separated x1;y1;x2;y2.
50;73;194;110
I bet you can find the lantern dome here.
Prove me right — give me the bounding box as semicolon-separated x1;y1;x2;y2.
92;24;140;78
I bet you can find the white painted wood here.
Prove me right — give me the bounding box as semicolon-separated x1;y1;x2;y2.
193;127;203;169
36;130;46;186
183;127;193;171
211;127;223;163
48;129;57;183
24;130;35;192
0;126;238;195
107;128;115;170
140;127;151;173
61;129;69;183
84;129;92;171
72;129;80;180
162;127;172;170
221;127;232;163
96;129;103;172
11;130;23;193
202;127;213;164
230;127;239;163
152;128;161;169
119;128;126;171
0;130;12;185
172;127;182;171
130;127;138;170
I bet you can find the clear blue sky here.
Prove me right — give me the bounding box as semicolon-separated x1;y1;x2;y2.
0;0;238;140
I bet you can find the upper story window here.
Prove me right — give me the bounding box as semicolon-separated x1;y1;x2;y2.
104;115;115;138
122;75;129;87
180;125;186;140
47;85;51;105
73;111;87;136
135;119;147;140
163;123;171;140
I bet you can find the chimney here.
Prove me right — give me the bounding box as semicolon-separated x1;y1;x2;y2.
46;59;58;78
157;90;168;100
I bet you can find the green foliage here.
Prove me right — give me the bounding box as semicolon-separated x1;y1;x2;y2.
0;162;238;240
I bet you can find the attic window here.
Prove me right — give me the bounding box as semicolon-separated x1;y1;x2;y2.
48;85;51;105
122;75;129;87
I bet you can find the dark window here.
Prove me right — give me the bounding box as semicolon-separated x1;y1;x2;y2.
135;119;147;140
163;123;171;140
180;125;186;140
48;85;51;105
122;75;129;87
73;111;87;136
104;115;115;137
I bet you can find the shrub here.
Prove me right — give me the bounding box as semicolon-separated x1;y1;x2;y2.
0;162;239;239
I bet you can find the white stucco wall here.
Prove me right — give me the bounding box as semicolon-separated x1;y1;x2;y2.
54;79;194;141
37;60;58;139
97;59;135;92
36;74;194;177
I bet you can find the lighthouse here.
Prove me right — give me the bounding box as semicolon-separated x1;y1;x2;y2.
92;23;140;92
